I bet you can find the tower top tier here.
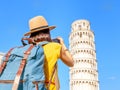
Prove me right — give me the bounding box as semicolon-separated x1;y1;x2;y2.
71;19;90;32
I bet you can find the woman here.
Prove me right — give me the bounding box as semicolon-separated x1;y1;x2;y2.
24;16;74;90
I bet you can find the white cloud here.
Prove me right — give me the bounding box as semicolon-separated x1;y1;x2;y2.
108;76;116;80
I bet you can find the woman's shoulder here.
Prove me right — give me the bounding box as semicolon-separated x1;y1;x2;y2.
46;42;61;47
43;42;61;49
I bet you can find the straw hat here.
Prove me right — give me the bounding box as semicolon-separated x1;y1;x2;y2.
24;16;56;36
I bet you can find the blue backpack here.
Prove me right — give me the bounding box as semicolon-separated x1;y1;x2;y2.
0;41;54;90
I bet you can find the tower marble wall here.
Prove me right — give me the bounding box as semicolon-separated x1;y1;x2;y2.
0;52;4;64
69;20;99;90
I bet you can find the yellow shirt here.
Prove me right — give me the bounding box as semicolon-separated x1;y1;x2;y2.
43;42;61;90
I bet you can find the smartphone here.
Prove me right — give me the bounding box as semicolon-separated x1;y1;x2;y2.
52;38;60;43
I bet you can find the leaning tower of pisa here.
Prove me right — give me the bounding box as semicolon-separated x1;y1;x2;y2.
69;20;99;90
0;52;4;64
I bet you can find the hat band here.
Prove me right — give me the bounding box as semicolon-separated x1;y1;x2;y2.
31;25;49;31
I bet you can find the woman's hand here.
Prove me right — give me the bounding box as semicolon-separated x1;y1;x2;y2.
57;37;64;45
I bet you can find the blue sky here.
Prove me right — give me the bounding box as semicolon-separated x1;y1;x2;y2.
0;0;120;90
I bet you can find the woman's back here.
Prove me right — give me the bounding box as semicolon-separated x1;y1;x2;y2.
43;42;61;90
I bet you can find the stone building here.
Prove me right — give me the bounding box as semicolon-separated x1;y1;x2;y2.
69;20;99;90
0;52;4;64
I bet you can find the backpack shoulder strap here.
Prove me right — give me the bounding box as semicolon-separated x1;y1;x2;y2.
12;44;34;90
0;48;15;74
47;63;57;90
54;65;60;90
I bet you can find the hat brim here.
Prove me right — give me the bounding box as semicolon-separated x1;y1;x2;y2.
24;26;56;36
